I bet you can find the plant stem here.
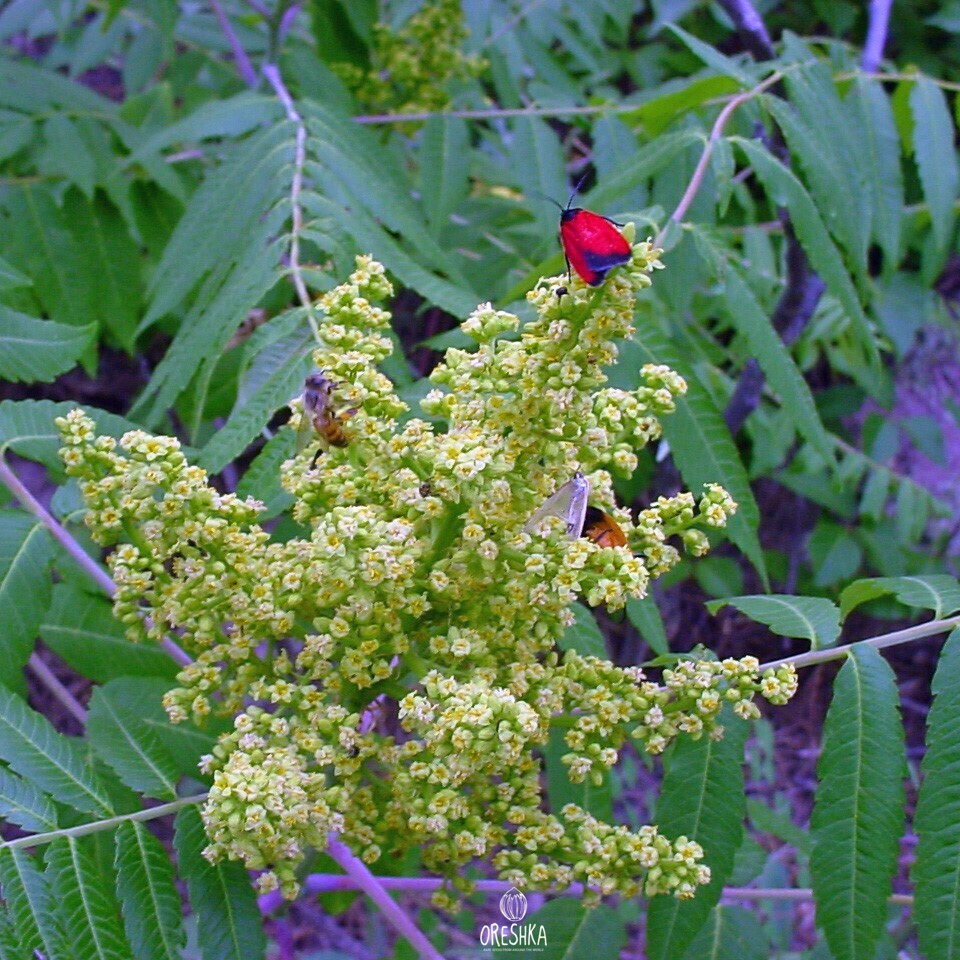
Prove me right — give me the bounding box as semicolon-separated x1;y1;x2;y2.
326;834;446;960
262;62;320;340
658;70;784;243
761;615;960;672
209;0;260;88
0;793;210;851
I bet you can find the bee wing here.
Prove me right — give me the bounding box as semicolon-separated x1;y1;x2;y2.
524;472;590;538
295;387;319;454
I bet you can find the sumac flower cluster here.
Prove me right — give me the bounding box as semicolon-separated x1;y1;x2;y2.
59;245;796;902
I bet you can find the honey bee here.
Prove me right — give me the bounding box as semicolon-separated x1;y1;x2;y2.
525;471;628;546
298;371;358;454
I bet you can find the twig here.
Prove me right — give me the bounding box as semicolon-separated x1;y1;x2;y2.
761;614;960;673
27;653;87;725
258;872;913;913
326;834;446;960
0;455;116;597
658;70;784;243
0;455;192;667
354;101;643;125
209;0;260;88
716;0;776;60
862;0;894;73
262;62;320;338
240;0;270;18
0;793;210;851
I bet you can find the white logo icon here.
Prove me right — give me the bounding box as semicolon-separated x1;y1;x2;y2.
499;887;528;922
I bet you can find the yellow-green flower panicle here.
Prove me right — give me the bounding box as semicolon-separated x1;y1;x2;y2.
58;248;797;902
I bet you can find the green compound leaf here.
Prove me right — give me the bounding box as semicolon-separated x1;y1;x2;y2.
680;905;768;960
0;765;58;832
63;190;142;352
0;905;21;960
511;115;569;235
623;331;766;584
810;645;905;960
913;627;960;960
124;92;283;166
506;899;626;960
0;253;31;291
40;583;180;683
131;122;297;427
0;683;116;817
0;398;142;468
910;76;959;254
0;511;55;691
706;594;841;649
420;115;470;237
839;575;960;621
0;847;68;958
175;806;267;960
46;836;131;960
303;103;478;316
666;23;756;85
768;84;868;275
850;77;904;268
0;305;94;383
87;685;180;801
0;183;98;331
731;135;880;378
721;267;834;465
103;677;224;779
198;309;314;474
626;594;669;657
558;602;606;659
586;129;703;211
115;821;187;960
648;707;749;960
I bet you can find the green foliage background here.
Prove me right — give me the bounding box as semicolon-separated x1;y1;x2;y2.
2;0;960;957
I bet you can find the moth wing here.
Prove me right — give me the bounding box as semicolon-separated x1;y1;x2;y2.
524;473;590;538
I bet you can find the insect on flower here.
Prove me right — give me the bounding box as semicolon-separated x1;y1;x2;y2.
525;472;628;547
549;182;632;286
297;371;358;453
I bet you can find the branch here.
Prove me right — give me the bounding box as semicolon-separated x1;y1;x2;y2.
716;0;776;61
262;62;320;339
0;454;192;667
862;0;894;73
326;834;446;960
209;0;260;88
761;614;960;673
27;652;87;725
0;793;210;851
660;70;784;241
258;872;913;914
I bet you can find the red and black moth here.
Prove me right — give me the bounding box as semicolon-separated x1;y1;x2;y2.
556;188;632;286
